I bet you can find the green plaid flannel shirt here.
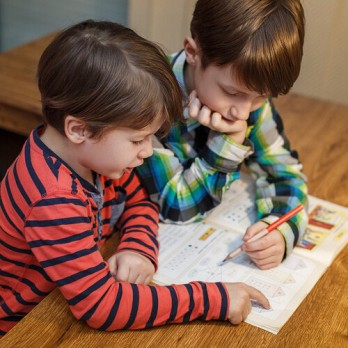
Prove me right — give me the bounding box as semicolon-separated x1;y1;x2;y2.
136;50;308;256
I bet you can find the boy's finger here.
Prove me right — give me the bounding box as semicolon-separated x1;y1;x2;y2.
144;275;152;285
134;274;144;284
108;261;118;277
188;89;198;101
115;265;130;283
247;286;270;309
197;106;211;125
243;227;263;241
188;98;202;118
211;112;222;128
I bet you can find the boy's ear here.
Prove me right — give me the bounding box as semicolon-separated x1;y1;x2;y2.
184;37;199;66
64;115;89;144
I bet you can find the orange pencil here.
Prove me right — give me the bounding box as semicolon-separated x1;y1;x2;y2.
222;204;304;263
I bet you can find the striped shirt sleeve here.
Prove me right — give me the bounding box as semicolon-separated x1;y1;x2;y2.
114;170;160;268
23;194;229;331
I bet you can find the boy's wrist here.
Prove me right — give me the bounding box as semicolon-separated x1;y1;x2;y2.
201;133;253;173
218;133;253;152
225;131;246;144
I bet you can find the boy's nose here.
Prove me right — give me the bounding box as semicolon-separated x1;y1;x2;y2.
139;140;153;159
231;101;252;121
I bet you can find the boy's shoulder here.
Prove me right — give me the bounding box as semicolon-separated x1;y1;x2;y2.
4;129;88;206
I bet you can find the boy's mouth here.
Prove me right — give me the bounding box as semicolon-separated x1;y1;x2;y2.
221;114;238;123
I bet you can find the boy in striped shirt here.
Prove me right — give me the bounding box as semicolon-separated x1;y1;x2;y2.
0;20;269;336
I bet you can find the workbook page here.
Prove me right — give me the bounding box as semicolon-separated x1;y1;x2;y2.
154;175;347;333
153;221;326;334
155;222;243;284
204;173;257;232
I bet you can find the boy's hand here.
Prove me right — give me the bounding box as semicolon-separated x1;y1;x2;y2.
224;282;270;325
186;90;247;144
107;251;155;285
243;221;285;269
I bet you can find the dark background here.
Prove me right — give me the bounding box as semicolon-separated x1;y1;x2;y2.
0;129;26;180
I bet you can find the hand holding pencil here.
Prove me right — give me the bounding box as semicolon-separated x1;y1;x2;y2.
222;204;304;268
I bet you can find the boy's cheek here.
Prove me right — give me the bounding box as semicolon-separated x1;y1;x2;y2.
251;99;267;112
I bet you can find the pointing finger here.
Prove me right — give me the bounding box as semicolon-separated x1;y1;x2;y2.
246;285;270;309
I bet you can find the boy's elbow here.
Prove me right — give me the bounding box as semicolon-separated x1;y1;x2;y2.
84;317;121;331
71;310;120;331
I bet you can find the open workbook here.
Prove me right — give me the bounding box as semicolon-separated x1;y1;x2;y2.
153;174;348;334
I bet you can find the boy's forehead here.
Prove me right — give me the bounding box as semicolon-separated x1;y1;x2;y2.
216;64;253;92
217;63;269;96
138;113;163;134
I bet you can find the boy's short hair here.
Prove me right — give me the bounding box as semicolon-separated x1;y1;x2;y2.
190;0;305;97
38;20;183;138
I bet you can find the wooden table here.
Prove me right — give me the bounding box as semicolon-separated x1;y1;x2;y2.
0;33;56;136
1;34;348;348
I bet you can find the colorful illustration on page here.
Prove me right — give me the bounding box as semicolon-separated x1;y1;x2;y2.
298;205;347;250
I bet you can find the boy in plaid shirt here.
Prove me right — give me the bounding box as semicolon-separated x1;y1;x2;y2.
137;0;308;269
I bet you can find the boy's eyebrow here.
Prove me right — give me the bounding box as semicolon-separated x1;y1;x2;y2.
219;82;267;98
132;130;154;138
220;84;247;96
135;123;162;137
219;81;244;94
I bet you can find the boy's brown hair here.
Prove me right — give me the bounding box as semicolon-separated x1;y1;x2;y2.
190;0;305;97
37;20;183;138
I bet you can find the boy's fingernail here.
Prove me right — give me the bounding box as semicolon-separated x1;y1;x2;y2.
192;98;201;108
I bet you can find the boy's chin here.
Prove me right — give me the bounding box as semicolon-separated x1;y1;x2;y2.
100;171;123;180
107;168;133;179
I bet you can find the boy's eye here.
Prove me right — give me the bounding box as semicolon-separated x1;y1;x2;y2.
257;95;268;100
132;140;144;145
223;89;239;97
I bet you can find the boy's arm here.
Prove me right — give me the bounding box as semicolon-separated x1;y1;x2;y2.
25;195;229;330
136;119;253;223
246;99;308;256
114;170;160;269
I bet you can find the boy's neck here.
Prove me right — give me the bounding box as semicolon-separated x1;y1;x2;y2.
39;125;94;184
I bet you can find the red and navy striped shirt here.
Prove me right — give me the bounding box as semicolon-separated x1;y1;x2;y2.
0;127;228;335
